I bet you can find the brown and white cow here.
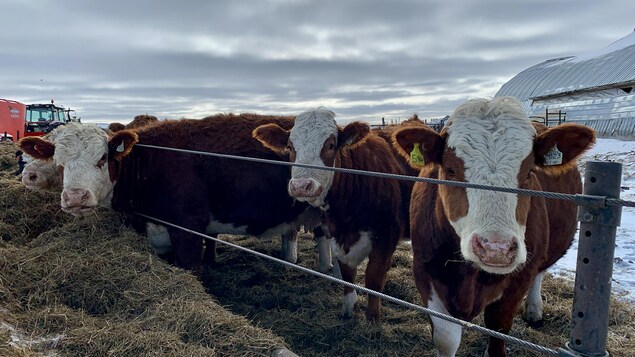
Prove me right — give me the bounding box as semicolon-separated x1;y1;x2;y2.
19;116;331;274
391;97;595;356
253;108;407;322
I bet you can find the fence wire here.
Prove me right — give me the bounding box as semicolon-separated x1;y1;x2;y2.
135;144;635;208
135;213;576;357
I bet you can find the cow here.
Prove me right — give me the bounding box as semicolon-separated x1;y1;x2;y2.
20;129;64;191
390;97;595;356
18;115;332;275
253;107;407;322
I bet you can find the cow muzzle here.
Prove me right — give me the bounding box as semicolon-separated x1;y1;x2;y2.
22;170;43;188
61;188;97;216
288;178;323;198
470;233;519;270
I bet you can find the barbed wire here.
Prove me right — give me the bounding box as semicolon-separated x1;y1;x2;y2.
135;212;575;356
135;144;634;208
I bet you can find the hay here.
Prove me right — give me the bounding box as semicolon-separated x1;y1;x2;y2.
3;140;635;356
0;149;289;356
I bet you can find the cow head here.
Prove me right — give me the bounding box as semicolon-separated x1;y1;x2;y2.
253;107;369;209
19;123;138;216
392;97;595;274
20;153;62;191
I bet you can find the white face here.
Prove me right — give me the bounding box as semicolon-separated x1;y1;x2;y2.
52;123;114;216
287;108;338;208
444;98;536;274
21;154;62;191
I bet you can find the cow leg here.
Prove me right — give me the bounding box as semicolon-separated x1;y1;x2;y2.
203;239;217;267
315;227;333;273
523;271;545;328
168;227;204;276
338;260;358;318
280;229;299;263
483;288;527;357
429;284;462;357
363;245;395;322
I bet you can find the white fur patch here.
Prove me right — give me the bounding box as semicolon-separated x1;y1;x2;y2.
429;284;462;357
288;108;338;208
524;271;545;322
445;97;534;273
330;231;373;268
146;222;172;255
341;290;357;318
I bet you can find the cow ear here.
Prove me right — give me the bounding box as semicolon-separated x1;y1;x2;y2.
338;121;370;149
534;123;596;175
252;124;290;154
19;137;55;160
109;130;138;160
391;126;445;168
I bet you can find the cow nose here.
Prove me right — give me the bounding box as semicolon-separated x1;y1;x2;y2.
63;188;91;206
288;178;322;197
27;173;38;182
470;233;518;267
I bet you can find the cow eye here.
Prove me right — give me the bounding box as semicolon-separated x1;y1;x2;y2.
328;143;336;151
97;154;107;168
446;168;456;177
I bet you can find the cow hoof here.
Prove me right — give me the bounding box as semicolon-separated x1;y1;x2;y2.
524;317;544;329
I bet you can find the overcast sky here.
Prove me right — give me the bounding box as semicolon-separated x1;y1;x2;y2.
1;0;634;125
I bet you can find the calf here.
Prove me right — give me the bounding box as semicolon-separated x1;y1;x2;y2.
391;97;595;356
19;116;331;274
253;108;406;321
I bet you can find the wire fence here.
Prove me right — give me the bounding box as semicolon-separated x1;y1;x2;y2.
132;143;631;356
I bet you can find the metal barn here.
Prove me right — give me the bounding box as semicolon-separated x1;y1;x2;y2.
496;29;635;137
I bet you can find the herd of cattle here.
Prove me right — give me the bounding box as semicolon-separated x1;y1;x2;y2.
17;96;596;357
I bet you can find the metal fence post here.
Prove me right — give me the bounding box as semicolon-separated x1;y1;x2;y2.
566;161;622;356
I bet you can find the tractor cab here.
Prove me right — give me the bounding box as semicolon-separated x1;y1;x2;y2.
24;100;74;136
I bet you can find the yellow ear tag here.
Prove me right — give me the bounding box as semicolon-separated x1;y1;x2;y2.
410;142;425;165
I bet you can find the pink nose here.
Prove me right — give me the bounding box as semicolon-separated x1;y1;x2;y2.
288;178;322;197
470;233;518;267
63;188;91;207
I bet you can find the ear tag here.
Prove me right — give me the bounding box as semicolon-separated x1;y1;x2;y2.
116;141;125;153
410;143;425;165
544;145;563;166
346;134;358;146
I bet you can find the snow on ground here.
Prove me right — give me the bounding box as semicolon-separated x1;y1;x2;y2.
550;138;635;302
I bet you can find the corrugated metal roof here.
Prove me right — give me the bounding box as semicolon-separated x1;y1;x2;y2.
496;31;635;101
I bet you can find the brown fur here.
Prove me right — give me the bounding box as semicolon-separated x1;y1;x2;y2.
326;128;405;321
111;113;313;273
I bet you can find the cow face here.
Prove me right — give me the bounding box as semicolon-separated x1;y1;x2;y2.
253;108;369;208
393;97;595;274
19;123;138;216
20;153;62;191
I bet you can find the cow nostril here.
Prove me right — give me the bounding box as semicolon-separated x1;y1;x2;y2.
29;174;38;181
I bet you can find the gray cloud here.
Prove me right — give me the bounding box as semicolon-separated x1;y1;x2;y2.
1;0;633;124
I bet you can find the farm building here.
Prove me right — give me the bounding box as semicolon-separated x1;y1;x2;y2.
496;29;635;137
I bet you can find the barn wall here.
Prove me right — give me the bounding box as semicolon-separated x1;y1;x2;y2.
526;88;635;138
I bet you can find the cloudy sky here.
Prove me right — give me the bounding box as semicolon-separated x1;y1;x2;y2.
2;0;634;125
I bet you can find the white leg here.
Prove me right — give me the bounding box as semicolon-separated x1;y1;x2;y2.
316;234;333;273
145;222;172;255
341;290;357;318
524;271;545;324
281;230;298;263
430;284;462;357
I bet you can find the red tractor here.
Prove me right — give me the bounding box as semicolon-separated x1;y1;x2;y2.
1;99;79;142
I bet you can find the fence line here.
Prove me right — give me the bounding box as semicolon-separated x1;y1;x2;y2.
135;212;576;357
134;144;635;208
